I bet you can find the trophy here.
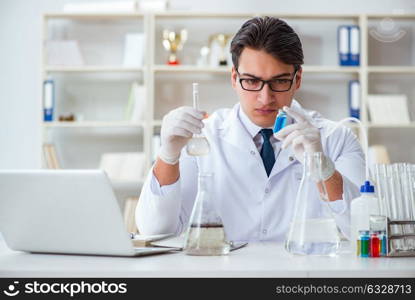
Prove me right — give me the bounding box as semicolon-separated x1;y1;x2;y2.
209;33;231;66
162;29;188;65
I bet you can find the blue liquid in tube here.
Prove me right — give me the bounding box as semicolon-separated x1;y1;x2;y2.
273;109;287;133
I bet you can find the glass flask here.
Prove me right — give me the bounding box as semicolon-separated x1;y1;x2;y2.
285;152;341;256
186;136;210;156
186;83;210;156
184;172;230;256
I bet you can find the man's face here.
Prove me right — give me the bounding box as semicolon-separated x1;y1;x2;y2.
231;47;302;128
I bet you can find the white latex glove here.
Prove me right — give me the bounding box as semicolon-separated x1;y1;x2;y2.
274;105;335;180
158;106;205;165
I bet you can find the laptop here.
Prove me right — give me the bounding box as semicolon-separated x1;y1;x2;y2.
0;169;181;257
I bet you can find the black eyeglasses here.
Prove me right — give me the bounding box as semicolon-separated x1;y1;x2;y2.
237;69;298;92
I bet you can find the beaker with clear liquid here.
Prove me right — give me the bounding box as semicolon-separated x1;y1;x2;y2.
183;172;230;256
186;83;210;156
285;152;341;256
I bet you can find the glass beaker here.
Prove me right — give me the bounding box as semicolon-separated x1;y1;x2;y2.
285;152;341;256
183;172;230;256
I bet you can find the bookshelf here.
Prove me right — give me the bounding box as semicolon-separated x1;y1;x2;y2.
43;121;145;128
44;66;145;72
41;12;415;182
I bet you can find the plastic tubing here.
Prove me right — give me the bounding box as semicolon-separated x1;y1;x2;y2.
324;117;369;181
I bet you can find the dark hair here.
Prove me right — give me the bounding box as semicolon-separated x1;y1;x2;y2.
230;16;304;71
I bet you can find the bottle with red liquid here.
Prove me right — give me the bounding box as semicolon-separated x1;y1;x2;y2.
370;231;380;257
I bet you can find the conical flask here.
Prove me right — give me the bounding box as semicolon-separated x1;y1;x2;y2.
285;152;341;256
183;172;230;256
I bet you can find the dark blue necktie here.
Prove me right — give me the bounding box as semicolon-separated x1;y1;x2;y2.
259;129;275;177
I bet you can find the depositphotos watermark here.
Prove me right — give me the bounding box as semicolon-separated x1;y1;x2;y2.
369;17;406;43
2;280;127;297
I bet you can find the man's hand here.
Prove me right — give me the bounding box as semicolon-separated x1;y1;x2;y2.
274;105;335;181
158;106;205;165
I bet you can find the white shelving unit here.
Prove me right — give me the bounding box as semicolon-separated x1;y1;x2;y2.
43;121;145;128
42;12;150;179
41;11;415;177
44;66;145;72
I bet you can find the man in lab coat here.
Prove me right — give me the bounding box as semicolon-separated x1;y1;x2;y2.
136;16;365;242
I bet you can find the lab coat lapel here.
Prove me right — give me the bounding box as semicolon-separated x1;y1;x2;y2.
270;145;297;177
218;104;258;152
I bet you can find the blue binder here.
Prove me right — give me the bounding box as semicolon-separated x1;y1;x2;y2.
338;25;350;66
349;25;360;66
338;25;360;66
43;78;55;122
348;80;360;119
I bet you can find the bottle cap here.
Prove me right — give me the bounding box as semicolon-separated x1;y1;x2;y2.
360;180;375;193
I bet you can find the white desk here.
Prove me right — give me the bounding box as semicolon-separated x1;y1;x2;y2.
0;238;414;278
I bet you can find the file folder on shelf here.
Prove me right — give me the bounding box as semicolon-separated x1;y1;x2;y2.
338;25;360;66
338;25;350;66
348;80;360;119
349;25;360;66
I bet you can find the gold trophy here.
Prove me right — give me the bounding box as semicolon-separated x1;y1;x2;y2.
209;33;231;66
162;29;188;65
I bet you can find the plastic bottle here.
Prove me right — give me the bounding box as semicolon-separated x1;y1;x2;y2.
350;181;380;255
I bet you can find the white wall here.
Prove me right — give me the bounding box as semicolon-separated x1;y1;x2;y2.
1;0;415;169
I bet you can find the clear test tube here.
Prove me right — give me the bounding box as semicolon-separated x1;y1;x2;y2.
392;164;404;220
386;164;398;220
400;164;411;220
404;163;415;250
380;164;392;219
374;164;388;217
396;163;410;251
382;164;402;249
410;164;415;250
409;164;415;221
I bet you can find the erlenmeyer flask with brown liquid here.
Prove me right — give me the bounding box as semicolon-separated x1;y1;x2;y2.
183;172;230;256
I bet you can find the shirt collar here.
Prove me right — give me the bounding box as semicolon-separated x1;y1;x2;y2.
238;106;265;138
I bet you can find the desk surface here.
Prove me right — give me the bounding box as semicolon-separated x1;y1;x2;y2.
1;237;415;278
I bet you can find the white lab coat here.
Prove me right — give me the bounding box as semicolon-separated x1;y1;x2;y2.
136;100;365;242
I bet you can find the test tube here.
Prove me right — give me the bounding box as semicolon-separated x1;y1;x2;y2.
357;230;366;257
374;164;386;216
360;230;370;258
409;164;415;250
380;230;388;256
392;164;405;220
370;231;380;257
404;164;415;221
193;82;199;110
376;164;391;218
273;109;287;133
